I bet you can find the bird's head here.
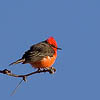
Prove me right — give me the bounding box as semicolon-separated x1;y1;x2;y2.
46;37;62;51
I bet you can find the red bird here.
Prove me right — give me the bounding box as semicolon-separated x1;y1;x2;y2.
9;37;61;72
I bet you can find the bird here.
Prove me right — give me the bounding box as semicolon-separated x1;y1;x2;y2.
9;37;61;72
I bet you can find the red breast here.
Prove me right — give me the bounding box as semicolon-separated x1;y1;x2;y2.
30;54;57;68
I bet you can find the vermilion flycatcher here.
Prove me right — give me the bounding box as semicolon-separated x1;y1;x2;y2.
9;37;61;71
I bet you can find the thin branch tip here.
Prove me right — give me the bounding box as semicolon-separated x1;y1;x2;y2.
0;67;56;96
0;67;56;81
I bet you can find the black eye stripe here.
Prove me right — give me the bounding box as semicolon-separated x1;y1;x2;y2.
44;40;62;50
50;44;57;48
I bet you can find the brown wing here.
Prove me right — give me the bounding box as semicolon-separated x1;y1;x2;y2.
22;41;55;64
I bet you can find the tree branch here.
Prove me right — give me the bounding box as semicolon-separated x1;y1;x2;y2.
0;67;56;95
0;67;56;81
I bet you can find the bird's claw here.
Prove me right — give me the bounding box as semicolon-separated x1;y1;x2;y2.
47;67;56;74
36;67;56;74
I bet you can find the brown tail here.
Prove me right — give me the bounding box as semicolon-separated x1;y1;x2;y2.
9;58;25;66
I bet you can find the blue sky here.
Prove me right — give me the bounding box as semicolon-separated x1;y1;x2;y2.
0;0;100;100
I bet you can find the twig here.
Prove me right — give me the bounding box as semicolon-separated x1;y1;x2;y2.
0;67;56;81
0;67;56;95
11;79;23;96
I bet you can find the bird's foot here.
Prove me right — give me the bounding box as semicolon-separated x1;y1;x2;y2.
46;67;56;74
37;68;42;72
36;67;56;74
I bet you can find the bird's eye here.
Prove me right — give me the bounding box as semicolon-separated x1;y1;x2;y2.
51;44;62;50
50;44;57;48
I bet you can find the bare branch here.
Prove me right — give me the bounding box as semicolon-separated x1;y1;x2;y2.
0;67;56;95
0;67;56;81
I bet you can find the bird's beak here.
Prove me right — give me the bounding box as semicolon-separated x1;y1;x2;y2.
57;47;62;50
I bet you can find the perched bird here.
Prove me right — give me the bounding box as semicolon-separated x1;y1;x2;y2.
9;37;61;72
